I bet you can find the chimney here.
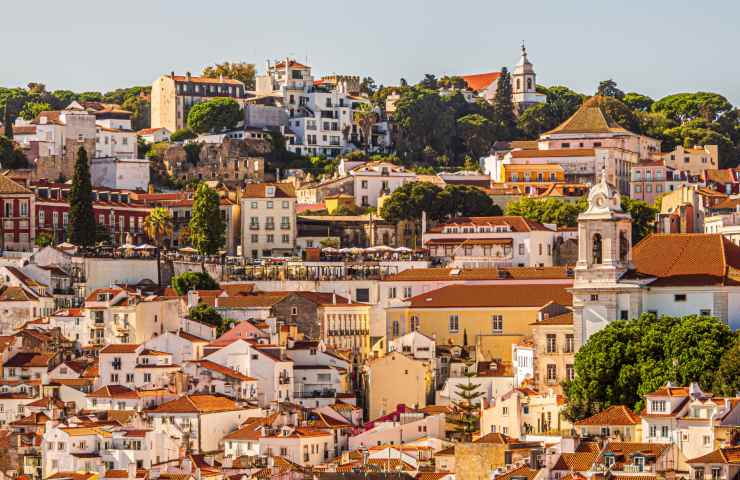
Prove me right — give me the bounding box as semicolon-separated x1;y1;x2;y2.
186;71;192;81
170;71;175;79
219;74;224;83
332;292;337;304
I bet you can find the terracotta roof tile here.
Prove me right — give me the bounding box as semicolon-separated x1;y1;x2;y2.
544;96;632;135
552;452;598;472
147;394;239;413
575;405;641;426
242;183;295;199
461;71;501;92
406;283;571;308
632;234;740;286
4;352;51;368
687;446;740;464
383;266;572;282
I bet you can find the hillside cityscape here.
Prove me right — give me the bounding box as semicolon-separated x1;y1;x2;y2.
0;27;738;480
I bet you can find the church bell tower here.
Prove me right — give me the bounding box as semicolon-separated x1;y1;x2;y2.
571;170;639;348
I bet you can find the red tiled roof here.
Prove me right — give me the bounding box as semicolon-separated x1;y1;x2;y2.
406;283;571;308
511;148;596;158
242;183;295;199
100;344;140;354
4;352;51;368
687;446;740;464
190;360;256;381
632;234;740;286
460;71;501;92
552;452;598;472
575;405;641;426
147;394;239;413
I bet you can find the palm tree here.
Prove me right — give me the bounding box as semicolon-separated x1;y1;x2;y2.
353;103;377;150
143;207;174;248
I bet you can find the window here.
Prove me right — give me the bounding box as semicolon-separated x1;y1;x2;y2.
700;309;711;316
492;315;503;334
592;233;603;264
361;180;368;189
126;373;134;383
711;468;721;480
518;243;525;255
590;294;599;301
649;425;657;437
502;406;509;416
546;364;557;382
695;470;705;480
448;315;459;332
392;320;400;337
620;309;629;320
566;364;575;380
110;373;119;383
546;334;557;353
281;234;289;243
267;201;273;209
291;307;298;316
144;373;151;383
387;287;396;299
703;435;711;446
661;425;669;437
564;334;574;353
266;234;274;243
251;201;258;208
403;286;412;298
674;294;687;302
652;400;667;413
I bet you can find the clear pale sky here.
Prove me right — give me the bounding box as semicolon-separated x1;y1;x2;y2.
2;0;739;104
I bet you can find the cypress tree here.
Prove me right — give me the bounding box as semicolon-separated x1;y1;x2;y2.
492;67;517;140
68;146;96;246
189;182;225;255
447;359;483;441
3;104;13;139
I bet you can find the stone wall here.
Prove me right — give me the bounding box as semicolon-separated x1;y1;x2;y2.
454;443;506;480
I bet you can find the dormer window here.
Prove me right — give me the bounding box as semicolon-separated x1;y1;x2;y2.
651;400;667;413
266;186;276;197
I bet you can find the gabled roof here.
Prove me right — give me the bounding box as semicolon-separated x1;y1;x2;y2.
242;183;296;199
405;283;571;309
460;71;501;92
631;234;740;286
383;266;572;282
87;385;139;399
575;405;641;426
687;446;740;465
552;452;598;472
4;352;51;368
190;360;256;381
0;286;38;301
496;465;540;480
100;344;140;354
544;96;633;136
147;394;240;414
0;175;33;194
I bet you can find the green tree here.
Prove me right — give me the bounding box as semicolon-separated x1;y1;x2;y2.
202;62;256;89
713;337;740;396
438;76;468;90
623;92;654;112
170;271;220;295
394;87;455;163
78;91;103;102
544;85;586;122
35;232;52;247
19;102;51;121
170;128;196;142
418;74;438;90
186;97;242;134
652;92;733;122
143;207;174;248
563;314;734;421
447;359;483;441
353;103;377;149
3;104;13;138
621;196;657;244
436;184;500;218
517;103;561;138
505;197;585;227
0;136;28;169
188;303;228;335
596;79;625;100
491;67;517;140
359;77;377;96
457;114;495;159
379;181;444;223
67;146;96;246
599;96;641;133
189;183;225;255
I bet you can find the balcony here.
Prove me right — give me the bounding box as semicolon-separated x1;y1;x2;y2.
53;287;75;295
265;223;275;230
294;388;337;399
249;224;260;230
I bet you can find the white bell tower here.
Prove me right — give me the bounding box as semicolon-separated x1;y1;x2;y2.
512;42;536;96
571;170;640;347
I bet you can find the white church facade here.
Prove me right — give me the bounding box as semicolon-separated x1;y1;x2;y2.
572;172;740;347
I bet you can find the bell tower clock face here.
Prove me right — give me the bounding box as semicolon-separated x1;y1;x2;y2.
595;195;606;208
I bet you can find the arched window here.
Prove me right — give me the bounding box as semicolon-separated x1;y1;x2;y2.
592;233;603;265
392;320;400;337
619;231;629;262
527;78;533;90
516;78;521;91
